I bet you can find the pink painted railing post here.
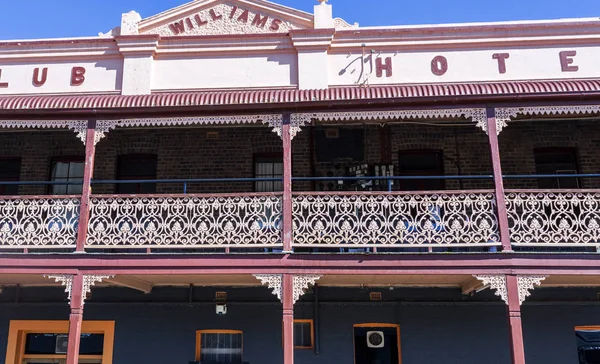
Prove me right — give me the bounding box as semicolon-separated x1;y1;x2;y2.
282;273;294;364
486;108;512;252
282;113;293;253
506;275;527;364
75;120;97;252
66;273;84;364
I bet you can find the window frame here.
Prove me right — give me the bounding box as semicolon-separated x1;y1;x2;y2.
4;320;115;364
353;323;402;364
397;149;445;191
533;147;581;189
0;157;21;196
48;156;85;195
253;153;283;193
116;153;158;194
195;329;244;363
280;319;315;350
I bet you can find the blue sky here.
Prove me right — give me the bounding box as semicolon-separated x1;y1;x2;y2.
0;0;598;40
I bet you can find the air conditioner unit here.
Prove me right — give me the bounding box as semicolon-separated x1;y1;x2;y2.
366;331;385;348
55;334;69;354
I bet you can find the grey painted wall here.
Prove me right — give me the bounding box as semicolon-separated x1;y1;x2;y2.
0;287;598;364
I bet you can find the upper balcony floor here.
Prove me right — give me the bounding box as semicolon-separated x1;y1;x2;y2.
1;106;600;255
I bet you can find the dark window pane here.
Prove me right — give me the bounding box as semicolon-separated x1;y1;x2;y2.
0;158;20;195
398;150;444;191
24;333;104;355
315;127;365;162
200;332;243;363
117;155;158;194
50;160;84;195
255;156;283;192
294;322;312;347
534;148;579;189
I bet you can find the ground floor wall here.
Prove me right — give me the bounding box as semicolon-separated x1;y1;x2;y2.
0;287;598;364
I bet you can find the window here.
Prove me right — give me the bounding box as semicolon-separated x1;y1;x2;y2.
196;330;243;363
397;150;444;191
575;326;600;364
254;155;282;192
353;323;401;364
293;320;314;349
5;320;115;364
117;154;158;194
0;158;20;195
50;158;84;195
534;148;580;189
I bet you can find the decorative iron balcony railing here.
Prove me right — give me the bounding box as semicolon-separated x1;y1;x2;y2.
0;196;80;249
506;190;600;246
292;191;500;248
86;193;283;249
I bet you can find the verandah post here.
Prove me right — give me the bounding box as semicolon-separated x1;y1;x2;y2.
505;275;527;364
282;113;293;253
66;273;84;364
75;120;97;252
282;273;294;364
486;108;512;251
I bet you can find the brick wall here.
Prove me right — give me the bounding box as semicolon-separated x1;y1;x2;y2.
1;118;599;196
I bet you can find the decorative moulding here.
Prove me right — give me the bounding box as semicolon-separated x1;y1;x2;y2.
473;274;547;305
495;105;600;134
45;274;113;306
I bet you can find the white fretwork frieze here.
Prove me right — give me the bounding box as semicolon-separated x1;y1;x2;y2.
293;275;321;304
94;114;284;143
495;105;600;134
474;274;547;305
291;108;488;135
0;120;88;144
45;274;113;306
254;274;282;301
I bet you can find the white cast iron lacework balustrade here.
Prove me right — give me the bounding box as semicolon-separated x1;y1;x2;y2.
292;192;500;247
0;197;80;248
86;194;282;248
506;191;600;246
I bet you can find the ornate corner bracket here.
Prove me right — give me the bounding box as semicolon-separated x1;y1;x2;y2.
516;275;547;305
473;274;508;304
254;274;282;302
293;275;321;304
254;274;321;303
45;274;113;306
94;120;119;145
473;274;547;305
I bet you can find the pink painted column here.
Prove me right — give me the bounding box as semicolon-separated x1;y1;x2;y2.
282;273;294;364
66;273;84;364
282;113;293;253
76;120;97;252
506;275;526;364
486;108;512;251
